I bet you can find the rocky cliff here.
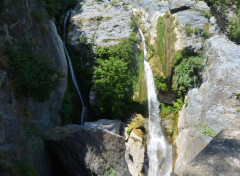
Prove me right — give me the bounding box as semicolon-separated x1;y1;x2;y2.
0;0;67;175
171;0;240;175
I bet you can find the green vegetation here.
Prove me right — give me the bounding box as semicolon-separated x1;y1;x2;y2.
33;9;45;21
38;0;78;17
155;13;176;76
60;90;73;125
0;155;37;176
184;23;194;37
174;55;204;96
11;160;38;176
4;39;59;102
104;163;117;176
130;15;139;33
154;76;169;92
203;0;240;44
195;122;218;137
127;114;145;136
93;32;140;119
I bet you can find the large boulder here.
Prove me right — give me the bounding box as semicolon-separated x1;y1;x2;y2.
174;35;240;175
183;130;240;176
47;125;130;176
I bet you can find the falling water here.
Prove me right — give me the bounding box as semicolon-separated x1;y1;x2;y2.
63;9;86;125
139;29;172;176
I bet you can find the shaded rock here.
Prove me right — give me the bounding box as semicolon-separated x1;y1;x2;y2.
183;130;240;176
0;0;67;175
84;119;124;135
47;125;130;176
174;35;240;175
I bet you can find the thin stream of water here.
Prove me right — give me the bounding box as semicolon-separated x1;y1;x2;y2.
63;10;86;125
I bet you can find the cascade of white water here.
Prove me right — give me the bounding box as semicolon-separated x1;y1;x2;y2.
63;10;86;125
139;29;172;176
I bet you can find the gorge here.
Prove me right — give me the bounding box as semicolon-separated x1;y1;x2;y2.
0;0;240;176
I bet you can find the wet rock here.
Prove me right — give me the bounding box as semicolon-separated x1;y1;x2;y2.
84;119;124;135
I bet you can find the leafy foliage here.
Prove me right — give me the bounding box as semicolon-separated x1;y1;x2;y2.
203;0;240;44
11;160;38;176
38;0;78;17
195;123;217;137
4;39;59;102
174;56;204;96
93;33;139;119
130;15;139;33
104;163;117;176
60;90;73;125
154;76;169;92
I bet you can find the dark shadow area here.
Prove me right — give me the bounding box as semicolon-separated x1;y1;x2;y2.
170;6;191;14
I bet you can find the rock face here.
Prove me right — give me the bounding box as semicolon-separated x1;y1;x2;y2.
171;0;219;51
0;0;67;175
125;130;145;176
174;35;240;175
47;125;130;176
69;0;169;48
183;130;240;176
69;0;132;47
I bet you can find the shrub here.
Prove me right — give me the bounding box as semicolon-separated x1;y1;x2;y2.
11;160;38;176
202;29;211;39
4;39;59;102
33;9;45;21
174;56;204;96
195;123;217;137
184;23;194;37
38;0;78;17
60;90;73;125
93;33;139;119
154;76;169;92
228;17;240;44
130;15;139;33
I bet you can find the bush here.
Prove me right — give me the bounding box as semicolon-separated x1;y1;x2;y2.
130;15;139;33
4;39;59;102
174;56;204;96
38;0;78;17
228;17;240;44
93;33;139;119
154;76;169;92
11;160;38;176
60;90;73;125
202;29;211;39
184;23;194;37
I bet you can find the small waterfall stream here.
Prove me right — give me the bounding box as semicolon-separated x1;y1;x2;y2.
139;29;173;176
63;10;86;125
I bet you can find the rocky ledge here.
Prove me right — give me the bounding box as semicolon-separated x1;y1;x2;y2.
47;125;130;176
183;130;240;176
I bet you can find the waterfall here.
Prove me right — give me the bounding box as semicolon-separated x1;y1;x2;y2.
63;9;86;125
139;29;173;176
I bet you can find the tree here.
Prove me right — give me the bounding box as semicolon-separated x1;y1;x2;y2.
93;57;133;118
